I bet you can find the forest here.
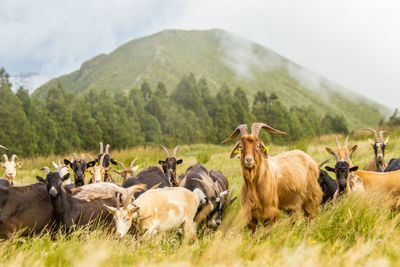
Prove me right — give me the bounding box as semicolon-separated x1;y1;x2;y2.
1;68;351;157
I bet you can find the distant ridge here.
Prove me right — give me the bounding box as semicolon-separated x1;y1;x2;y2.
34;29;388;129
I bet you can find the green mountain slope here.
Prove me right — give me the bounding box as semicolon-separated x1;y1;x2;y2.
34;29;389;129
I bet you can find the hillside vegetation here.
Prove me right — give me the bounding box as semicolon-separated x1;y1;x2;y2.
2;132;400;266
33;29;388;129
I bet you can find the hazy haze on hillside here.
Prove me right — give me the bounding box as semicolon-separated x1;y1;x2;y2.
1;0;399;109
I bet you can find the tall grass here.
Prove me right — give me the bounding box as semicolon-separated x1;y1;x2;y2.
2;136;400;266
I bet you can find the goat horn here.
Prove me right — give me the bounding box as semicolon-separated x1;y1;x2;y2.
40;166;51;175
325;147;340;162
160;145;169;158
123;190;136;210
379;131;388;143
99;142;104;154
86;153;95;161
363;128;378;143
318;159;331;168
99;153;106;167
52;161;58;168
344;136;349;147
11;154;19;162
105;144;110;154
335;136;340;148
345;145;358;162
56;165;66;175
0;145;7;150
221;124;248;144
115;160;127;170
251;122;286;138
1;154;8;162
72;153;78;161
129;158;137;169
114;192;121;210
81;154;84;160
192;178;216;198
172;146;179;158
228;186;236;204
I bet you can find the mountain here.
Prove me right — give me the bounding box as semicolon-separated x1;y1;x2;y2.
33;29;389;129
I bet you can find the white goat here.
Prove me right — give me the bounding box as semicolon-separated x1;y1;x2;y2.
1;154;22;185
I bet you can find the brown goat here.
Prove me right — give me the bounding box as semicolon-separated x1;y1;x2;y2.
114;158;139;182
363;128;389;172
222;123;322;232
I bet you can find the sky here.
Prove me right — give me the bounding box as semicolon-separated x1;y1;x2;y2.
1;0;399;109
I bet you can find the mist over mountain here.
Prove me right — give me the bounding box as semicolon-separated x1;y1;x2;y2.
34;29;388;129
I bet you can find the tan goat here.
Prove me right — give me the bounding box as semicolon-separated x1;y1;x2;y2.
363;128;389;172
222;123;322;232
105;187;199;242
114;158;139;182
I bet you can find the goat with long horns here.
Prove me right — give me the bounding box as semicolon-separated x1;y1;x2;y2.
363;128;389;172
221;122;322;232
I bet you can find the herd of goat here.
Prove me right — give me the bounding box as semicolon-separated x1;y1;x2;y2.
1;123;400;242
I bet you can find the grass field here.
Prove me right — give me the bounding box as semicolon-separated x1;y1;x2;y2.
2;130;400;266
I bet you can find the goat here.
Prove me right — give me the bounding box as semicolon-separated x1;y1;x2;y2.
114;158;139;182
96;142;117;168
317;159;338;204
104;187;199;242
179;163;231;229
325;146;364;200
0;154;22;186
385;158;400;172
221;123;322;232
64;153;96;187
0;178;11;187
333;136;354;166
0;182;54;239
86;153;114;183
52;159;72;187
363;128;389;172
159;145;183;186
36;166;118;230
122;166;171;198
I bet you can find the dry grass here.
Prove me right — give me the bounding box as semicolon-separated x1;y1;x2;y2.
1;135;400;266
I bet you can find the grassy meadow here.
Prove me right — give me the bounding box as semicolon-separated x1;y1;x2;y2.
2;129;400;266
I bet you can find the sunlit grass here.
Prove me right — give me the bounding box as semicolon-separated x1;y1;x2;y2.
2;133;400;266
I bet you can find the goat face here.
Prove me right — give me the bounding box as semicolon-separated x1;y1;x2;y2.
206;190;229;229
37;172;71;198
1;161;21;181
326;163;358;194
230;135;268;170
64;159;96;186
105;204;140;237
159;158;183;186
372;142;386;166
89;165;111;183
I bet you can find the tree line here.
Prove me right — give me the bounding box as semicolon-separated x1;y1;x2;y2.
0;68;349;157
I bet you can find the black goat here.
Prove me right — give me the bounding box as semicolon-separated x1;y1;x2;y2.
385;158;400;172
122;166;171;198
36;167;115;231
159;145;183;186
96;143;117;168
64;153;96;187
0;183;54;239
317;159;337;204
179;163;229;229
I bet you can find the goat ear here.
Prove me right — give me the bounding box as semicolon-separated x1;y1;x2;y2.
64;159;71;167
350;166;359;172
158;160;164;165
104;204;116;214
86;161;96;168
110;158;118;165
259;142;269;158
36;176;46;183
61;173;70;182
229;142;240;159
16;162;23;168
128;205;140;214
177;159;183;164
325;166;335;173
